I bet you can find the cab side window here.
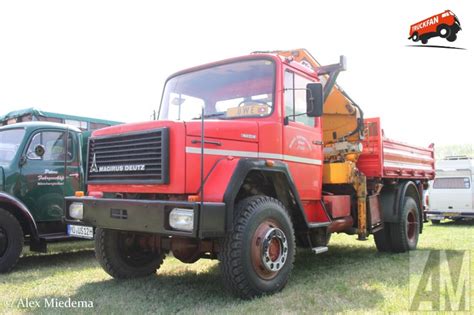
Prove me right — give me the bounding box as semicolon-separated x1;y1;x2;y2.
284;71;315;127
27;131;71;161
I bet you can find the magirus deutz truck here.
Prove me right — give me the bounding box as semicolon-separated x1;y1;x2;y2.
65;49;435;298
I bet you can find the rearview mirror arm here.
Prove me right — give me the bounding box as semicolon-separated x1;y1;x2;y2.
318;55;347;102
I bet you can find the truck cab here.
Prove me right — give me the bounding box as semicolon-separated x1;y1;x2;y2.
0;122;84;272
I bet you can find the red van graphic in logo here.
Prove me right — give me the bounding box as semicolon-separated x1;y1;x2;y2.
408;10;461;44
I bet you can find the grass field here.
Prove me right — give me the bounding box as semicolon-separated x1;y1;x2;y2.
1;220;473;314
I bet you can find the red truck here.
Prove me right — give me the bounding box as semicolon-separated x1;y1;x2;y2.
408;10;461;44
65;49;434;299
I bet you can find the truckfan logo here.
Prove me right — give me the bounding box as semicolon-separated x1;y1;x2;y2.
408;10;463;48
89;153;145;173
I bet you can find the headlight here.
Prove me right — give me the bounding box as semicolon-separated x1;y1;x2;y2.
169;208;194;232
69;202;84;220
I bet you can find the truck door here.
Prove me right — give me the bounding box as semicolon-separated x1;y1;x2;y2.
19;130;80;223
282;70;323;204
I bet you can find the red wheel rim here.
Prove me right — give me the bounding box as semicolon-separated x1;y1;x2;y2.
407;210;417;242
250;219;288;280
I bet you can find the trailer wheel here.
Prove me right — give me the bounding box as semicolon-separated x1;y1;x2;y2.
411;32;419;42
0;208;24;273
374;224;392;252
431;219;441;225
437;25;451;38
447;34;457;42
219;196;295;299
421;38;428;44
95;228;164;279
389;197;420;253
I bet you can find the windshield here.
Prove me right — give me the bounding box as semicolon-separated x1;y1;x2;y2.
0;128;25;163
159;59;275;121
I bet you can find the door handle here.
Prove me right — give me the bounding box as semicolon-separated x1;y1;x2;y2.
191;139;222;146
312;140;323;145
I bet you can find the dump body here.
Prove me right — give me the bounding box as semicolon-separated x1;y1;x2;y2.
357;118;435;179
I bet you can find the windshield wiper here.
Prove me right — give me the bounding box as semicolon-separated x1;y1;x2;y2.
193;112;226;120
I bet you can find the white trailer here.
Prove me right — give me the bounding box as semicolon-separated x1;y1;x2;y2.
426;156;474;223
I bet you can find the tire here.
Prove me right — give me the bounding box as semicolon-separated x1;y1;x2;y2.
95;228;165;279
437;25;451;38
0;208;24;273
411;33;419;42
421;38;428;44
374;224;392;252
447;34;457;42
389;197;420;253
219;196;296;299
431;219;441;225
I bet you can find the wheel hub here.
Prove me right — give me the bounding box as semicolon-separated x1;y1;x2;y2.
0;228;8;256
407;210;417;242
261;228;288;273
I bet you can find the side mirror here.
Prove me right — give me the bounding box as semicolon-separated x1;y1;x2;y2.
34;144;46;157
306;83;324;117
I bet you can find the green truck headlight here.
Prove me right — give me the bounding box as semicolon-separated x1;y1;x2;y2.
69;202;84;220
169;208;194;232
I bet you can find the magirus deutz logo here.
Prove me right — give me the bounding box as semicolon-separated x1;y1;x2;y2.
89;154;145;173
408;10;461;45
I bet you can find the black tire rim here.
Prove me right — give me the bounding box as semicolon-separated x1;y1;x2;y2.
0;227;8;257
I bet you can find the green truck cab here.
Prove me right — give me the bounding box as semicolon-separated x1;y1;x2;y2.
0;117;119;272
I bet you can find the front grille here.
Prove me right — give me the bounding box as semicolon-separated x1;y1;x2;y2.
87;128;169;184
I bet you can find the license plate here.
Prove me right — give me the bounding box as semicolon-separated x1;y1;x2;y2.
67;225;94;239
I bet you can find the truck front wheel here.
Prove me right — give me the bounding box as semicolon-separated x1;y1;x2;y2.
389;196;420;252
219;196;295;299
437;24;451;38
0;208;24;273
95;228;165;279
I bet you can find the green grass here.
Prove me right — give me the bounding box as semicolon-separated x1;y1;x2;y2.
1;220;473;314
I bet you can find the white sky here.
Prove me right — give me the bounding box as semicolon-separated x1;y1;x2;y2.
0;0;473;147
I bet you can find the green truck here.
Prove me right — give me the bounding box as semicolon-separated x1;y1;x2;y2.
0;109;121;272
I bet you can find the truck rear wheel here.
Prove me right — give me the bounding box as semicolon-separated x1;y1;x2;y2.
95;228;165;279
447;34;457;42
0;208;24;273
389;196;420;253
219;196;295;299
374;224;392;252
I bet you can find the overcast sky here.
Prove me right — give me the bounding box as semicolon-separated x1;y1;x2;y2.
0;0;472;147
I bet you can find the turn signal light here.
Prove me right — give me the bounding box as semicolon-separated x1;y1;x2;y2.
188;195;201;202
265;160;275;167
75;191;85;197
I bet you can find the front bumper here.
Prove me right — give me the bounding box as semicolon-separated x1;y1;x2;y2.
65;197;226;239
426;210;474;220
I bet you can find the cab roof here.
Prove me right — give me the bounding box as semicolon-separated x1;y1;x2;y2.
0;121;82;133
